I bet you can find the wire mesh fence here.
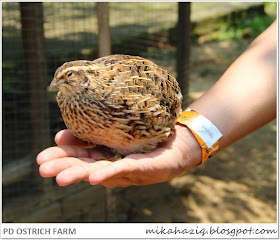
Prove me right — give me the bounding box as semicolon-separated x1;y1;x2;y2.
3;2;182;222
2;2;276;223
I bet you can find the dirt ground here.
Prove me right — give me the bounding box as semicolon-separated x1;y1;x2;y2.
116;39;277;223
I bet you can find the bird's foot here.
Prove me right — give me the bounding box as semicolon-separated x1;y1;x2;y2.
97;152;124;161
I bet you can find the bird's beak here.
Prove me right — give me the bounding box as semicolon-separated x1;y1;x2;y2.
48;79;63;91
48;79;56;90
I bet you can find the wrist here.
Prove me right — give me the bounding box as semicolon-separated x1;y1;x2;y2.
175;124;202;170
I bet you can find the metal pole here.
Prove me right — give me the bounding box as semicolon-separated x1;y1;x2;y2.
96;2;117;222
176;2;191;108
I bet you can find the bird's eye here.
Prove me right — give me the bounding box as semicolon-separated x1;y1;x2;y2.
67;71;74;78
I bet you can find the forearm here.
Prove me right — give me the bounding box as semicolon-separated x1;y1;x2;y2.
188;21;277;151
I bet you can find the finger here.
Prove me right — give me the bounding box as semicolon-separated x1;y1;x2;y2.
54;160;113;185
88;158;139;185
56;165;89;186
37;145;96;165
55;129;95;147
39;156;110;180
39;157;88;177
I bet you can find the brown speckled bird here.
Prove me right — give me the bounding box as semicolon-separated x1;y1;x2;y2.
49;54;182;156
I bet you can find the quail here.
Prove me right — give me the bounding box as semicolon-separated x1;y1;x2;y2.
49;54;182;156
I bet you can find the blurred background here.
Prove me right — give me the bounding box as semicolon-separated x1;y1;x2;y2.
2;2;277;223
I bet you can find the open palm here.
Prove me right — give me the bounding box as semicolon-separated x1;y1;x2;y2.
37;125;201;188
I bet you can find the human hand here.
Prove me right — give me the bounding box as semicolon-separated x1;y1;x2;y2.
37;125;201;188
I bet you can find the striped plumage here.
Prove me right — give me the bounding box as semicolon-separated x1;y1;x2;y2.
49;54;182;155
